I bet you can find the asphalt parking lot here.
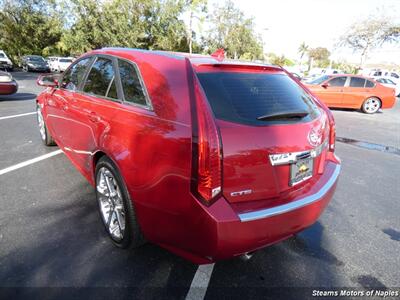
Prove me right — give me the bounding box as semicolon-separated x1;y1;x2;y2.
0;71;399;299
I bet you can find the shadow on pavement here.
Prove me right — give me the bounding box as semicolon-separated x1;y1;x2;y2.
205;222;343;300
0;92;37;101
0;181;197;299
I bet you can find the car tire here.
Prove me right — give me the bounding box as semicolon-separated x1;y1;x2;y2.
37;105;56;146
95;156;145;249
361;97;381;114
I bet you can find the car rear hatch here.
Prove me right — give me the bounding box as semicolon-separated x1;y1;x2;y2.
194;64;330;205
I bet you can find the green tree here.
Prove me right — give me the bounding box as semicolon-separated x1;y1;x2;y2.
0;0;64;61
61;0;188;55
205;0;263;60
308;47;330;69
185;0;207;54
266;53;294;66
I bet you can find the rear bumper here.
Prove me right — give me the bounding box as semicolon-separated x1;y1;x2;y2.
382;95;396;109
209;160;340;261
163;156;340;264
0;81;18;95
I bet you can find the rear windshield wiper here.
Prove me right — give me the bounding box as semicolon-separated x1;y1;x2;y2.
257;110;309;121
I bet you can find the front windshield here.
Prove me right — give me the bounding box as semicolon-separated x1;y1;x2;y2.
308;75;330;85
0;53;5;58
28;56;45;62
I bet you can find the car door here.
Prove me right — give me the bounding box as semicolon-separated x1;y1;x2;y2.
71;55;123;173
314;76;347;107
45;56;93;161
341;76;367;108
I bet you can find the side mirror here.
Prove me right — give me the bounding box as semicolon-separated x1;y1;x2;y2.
37;74;59;87
321;83;329;89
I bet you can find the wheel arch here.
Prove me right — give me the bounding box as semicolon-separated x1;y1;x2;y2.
361;95;382;109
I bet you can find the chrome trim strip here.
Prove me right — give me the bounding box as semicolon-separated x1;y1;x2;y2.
269;141;328;166
238;163;341;222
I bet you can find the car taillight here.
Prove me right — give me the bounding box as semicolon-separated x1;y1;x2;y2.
186;59;222;205
329;123;336;152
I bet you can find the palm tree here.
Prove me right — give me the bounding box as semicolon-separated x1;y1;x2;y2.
298;42;309;63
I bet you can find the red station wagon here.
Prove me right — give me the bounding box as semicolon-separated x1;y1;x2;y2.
36;48;341;263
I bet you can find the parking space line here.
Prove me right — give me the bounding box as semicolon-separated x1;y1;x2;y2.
0;112;36;120
185;263;215;300
0;149;63;176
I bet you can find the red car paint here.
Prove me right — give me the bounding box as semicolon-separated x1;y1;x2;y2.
36;48;341;263
0;72;18;95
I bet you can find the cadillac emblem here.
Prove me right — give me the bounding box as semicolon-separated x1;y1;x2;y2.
308;127;322;147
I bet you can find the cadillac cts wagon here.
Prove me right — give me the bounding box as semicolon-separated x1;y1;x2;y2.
36;48;341;263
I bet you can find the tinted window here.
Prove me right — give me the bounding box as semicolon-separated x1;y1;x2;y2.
328;77;347;87
385;78;395;85
118;60;147;106
391;73;399;79
62;57;91;91
83;57;116;98
365;80;375;87
349;77;366;87
197;72;320;126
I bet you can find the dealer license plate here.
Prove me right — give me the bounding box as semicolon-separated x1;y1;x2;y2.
290;157;313;186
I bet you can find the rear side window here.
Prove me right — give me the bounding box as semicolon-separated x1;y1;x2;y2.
83;57;116;99
328;77;346;87
349;77;366;87
118;60;147;106
62;57;91;91
365;80;375;87
197;72;320;126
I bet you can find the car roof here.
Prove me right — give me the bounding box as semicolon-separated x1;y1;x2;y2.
95;47;281;70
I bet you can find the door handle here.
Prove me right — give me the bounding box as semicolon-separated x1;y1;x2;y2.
88;112;101;123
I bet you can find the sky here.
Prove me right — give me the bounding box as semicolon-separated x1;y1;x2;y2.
204;0;400;65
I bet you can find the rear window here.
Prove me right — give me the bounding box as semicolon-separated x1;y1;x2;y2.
365;80;375;87
197;72;320;126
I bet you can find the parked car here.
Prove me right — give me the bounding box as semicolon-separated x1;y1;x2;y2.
0;50;14;71
370;70;400;84
0;71;18;95
36;48;341;263
305;74;396;114
21;55;50;72
375;77;400;97
48;57;74;72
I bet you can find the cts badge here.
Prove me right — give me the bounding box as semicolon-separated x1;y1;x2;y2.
230;189;253;197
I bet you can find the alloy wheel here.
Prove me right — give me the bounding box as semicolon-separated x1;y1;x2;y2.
96;167;126;241
37;107;46;141
363;98;380;114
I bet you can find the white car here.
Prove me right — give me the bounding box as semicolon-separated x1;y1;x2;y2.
0;50;14;71
370;71;400;85
48;57;74;72
375;77;400;96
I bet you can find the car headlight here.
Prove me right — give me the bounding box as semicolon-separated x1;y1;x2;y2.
27;63;34;67
0;74;13;82
7;60;12;65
